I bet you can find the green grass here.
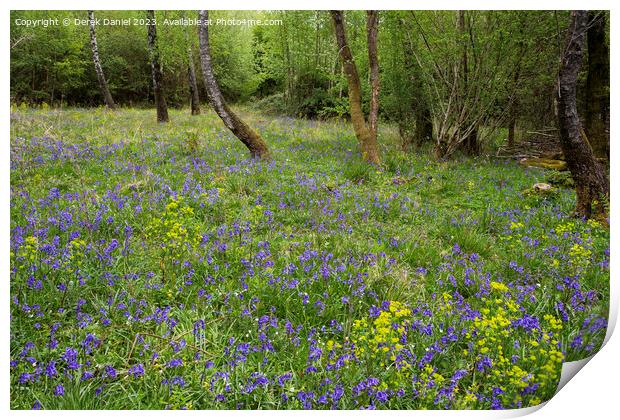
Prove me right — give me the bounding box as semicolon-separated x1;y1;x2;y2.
10;106;609;410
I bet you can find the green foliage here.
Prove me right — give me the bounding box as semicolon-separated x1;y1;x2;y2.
343;159;377;184
183;129;200;156
546;170;575;189
249;93;288;115
10;10;262;106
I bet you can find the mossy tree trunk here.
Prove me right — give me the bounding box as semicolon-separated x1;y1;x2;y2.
147;10;169;123
88;11;116;109
197;10;271;160
331;10;380;165
557;10;609;220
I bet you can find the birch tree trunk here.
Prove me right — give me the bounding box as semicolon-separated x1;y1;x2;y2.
146;10;169;123
88;11;116;109
197;10;271;160
331;10;380;165
557;10;609;220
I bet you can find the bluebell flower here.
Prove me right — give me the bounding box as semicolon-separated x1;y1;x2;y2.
62;347;80;370
128;363;145;378
45;360;58;378
167;358;183;368
376;390;389;403
54;384;65;396
277;372;293;386
103;365;117;379
476;356;493;372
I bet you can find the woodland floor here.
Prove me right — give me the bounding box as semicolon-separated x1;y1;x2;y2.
9;107;609;409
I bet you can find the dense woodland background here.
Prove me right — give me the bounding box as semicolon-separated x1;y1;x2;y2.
9;11;607;150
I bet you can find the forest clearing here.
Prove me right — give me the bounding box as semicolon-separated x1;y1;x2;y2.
9;9;610;411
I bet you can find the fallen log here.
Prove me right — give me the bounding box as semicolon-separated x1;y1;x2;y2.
518;157;568;171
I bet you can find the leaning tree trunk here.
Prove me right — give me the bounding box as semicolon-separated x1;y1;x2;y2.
147;10;169;123
557;10;609;220
331;10;380;165
185;30;201;116
197;10;270;160
88;11;116;109
585;11;610;161
366;11;380;143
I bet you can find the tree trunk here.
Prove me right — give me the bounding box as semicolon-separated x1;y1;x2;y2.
585;11;610;160
187;49;201;115
366;11;380;142
557;10;609;220
88;11;116;109
314;11;321;72
146;10;169;123
462;128;479;155
415;106;433;147
331;10;380;165
399;18;433;149
507;70;521;148
184;26;201;116
281;19;293;107
458;11;479;156
197;10;271;160
507;116;516;147
507;29;525;149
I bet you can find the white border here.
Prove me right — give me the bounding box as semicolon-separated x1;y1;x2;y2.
2;1;618;419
